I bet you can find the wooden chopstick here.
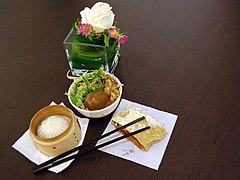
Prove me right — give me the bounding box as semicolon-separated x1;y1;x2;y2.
32;116;147;174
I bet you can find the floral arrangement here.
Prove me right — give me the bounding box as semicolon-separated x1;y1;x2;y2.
64;2;128;75
74;2;128;47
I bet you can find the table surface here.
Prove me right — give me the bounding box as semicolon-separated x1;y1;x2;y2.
1;0;240;179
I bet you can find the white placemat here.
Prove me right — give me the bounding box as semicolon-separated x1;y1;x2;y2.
97;99;178;170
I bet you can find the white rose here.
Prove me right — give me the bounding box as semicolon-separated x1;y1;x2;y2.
80;2;115;33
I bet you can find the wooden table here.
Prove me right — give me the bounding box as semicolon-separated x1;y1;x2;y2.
1;0;239;179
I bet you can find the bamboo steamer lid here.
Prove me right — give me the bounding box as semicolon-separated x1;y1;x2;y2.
29;105;81;157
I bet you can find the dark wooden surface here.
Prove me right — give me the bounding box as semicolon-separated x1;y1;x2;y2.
0;0;240;179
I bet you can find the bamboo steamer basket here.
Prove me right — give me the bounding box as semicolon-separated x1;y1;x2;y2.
29;105;81;157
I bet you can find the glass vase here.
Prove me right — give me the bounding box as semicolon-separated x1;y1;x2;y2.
63;26;120;76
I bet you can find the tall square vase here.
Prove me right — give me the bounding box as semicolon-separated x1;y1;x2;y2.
63;27;120;76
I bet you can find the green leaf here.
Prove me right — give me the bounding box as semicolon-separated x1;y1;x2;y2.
88;35;93;41
104;34;109;47
105;81;109;87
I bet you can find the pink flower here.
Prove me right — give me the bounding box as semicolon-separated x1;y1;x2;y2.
108;28;118;39
80;24;92;37
118;35;128;44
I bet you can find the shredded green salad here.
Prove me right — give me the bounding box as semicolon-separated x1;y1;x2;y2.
69;67;109;109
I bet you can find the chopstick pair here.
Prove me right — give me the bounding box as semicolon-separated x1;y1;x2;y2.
32;116;149;174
